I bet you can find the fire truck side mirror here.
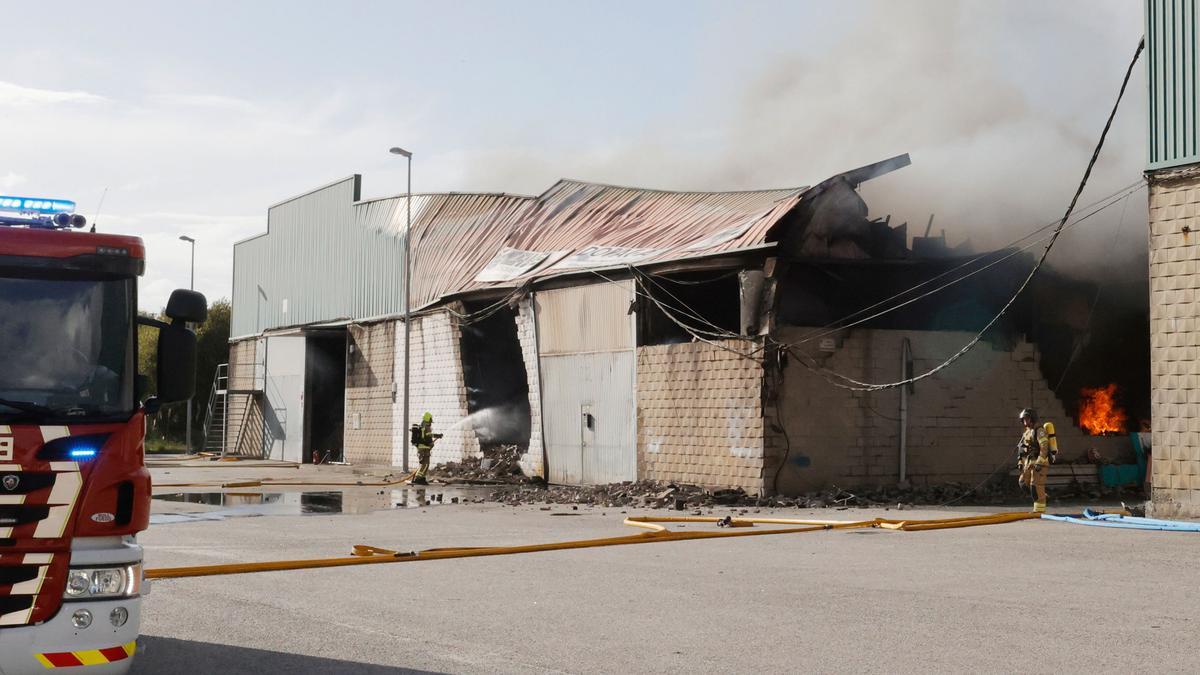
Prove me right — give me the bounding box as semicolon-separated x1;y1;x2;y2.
166;289;208;324
156;324;197;405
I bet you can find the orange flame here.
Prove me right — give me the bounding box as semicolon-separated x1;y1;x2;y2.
1079;383;1127;435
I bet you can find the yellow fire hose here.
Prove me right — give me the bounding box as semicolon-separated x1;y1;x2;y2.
144;511;1041;580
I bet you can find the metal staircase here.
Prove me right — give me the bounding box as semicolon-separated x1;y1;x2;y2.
200;364;228;454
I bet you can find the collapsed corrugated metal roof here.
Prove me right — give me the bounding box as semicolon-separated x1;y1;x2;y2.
465;179;807;290
464;154;912;289
231;154;912;336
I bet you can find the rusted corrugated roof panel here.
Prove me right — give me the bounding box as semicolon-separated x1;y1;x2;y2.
356;192;538;309
464;179;807;291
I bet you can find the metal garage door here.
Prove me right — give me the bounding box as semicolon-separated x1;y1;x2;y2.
536;281;636;485
263;335;306;463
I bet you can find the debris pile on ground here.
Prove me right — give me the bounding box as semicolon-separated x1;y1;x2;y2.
478;477;1145;509
431;445;530;484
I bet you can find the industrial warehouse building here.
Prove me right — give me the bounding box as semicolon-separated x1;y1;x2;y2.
220;155;1123;495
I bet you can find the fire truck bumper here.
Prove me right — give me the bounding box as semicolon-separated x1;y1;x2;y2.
0;597;141;675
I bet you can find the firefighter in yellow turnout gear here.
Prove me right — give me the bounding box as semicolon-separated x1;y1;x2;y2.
1016;408;1058;513
411;412;443;486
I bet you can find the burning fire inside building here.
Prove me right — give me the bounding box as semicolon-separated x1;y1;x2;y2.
1078;383;1129;435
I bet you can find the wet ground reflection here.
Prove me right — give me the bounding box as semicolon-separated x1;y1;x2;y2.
150;487;482;524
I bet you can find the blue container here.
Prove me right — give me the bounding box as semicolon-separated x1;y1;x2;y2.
1099;463;1142;488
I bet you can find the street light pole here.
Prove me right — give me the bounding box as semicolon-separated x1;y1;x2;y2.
389;147;413;473
179;235;196;454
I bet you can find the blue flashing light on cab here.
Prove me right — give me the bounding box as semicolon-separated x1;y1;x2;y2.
37;434;110;461
0;195;86;229
0;195;76;214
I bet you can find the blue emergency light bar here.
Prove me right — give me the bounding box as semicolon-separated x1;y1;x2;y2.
0;195;87;229
0;195;76;214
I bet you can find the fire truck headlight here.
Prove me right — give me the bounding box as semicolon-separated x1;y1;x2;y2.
62;564;142;600
92;569;125;595
65;570;91;597
71;609;92;629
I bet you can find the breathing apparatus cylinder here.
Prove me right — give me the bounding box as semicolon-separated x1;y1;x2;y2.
1043;421;1058;463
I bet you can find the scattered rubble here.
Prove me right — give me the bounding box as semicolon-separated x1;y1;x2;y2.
430;445;530;484
426;449;1145;508
474;477;1145;510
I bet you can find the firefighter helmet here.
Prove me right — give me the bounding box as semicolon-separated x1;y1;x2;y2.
1018;408;1038;422
422;412;433;424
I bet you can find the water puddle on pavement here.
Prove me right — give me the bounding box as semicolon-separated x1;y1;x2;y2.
150;487;484;524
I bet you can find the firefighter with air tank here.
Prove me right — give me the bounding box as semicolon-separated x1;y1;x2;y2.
410;412;443;485
1017;408;1058;513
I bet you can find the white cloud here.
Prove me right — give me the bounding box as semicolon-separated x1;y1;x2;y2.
147;93;260;114
0;171;25;190
0;80;106;106
0;77;428;312
100;211;263;311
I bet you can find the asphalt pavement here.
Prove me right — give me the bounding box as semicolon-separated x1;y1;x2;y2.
133;468;1200;674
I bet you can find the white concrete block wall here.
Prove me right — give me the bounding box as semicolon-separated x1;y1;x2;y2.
1148;170;1200;517
393;309;480;468
515;296;545;478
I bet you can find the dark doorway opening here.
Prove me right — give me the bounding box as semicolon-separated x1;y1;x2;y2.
304;331;347;464
458;302;530;450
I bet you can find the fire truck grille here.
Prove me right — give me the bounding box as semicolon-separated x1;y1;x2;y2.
0;564;38;586
0;461;84;625
0;594;33;616
0;506;52;527
0;472;54;494
0;468;83;541
0;553;68;626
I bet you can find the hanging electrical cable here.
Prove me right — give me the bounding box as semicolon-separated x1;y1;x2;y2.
1051;190;1134;394
788;183;1144;348
444;284;529;326
584;268;766;362
786;36;1145;393
644;269;741;285
632;268;746;339
786;180;1143;346
582;178;1136;378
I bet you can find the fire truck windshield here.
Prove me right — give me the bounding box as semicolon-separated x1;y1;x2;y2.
0;274;135;422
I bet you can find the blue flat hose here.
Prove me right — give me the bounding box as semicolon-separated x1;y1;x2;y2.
1041;508;1200;531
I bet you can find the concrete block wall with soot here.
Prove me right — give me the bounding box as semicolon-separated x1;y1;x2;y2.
515;297;545;478
636;340;766;492
768;327;1121;495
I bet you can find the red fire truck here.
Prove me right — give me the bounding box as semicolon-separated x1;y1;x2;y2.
0;197;204;674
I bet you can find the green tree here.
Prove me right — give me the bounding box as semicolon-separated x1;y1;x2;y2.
191;299;231;447
138;299;231;451
136;311;160;397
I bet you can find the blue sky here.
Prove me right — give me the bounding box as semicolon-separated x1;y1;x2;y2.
0;1;1145;310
